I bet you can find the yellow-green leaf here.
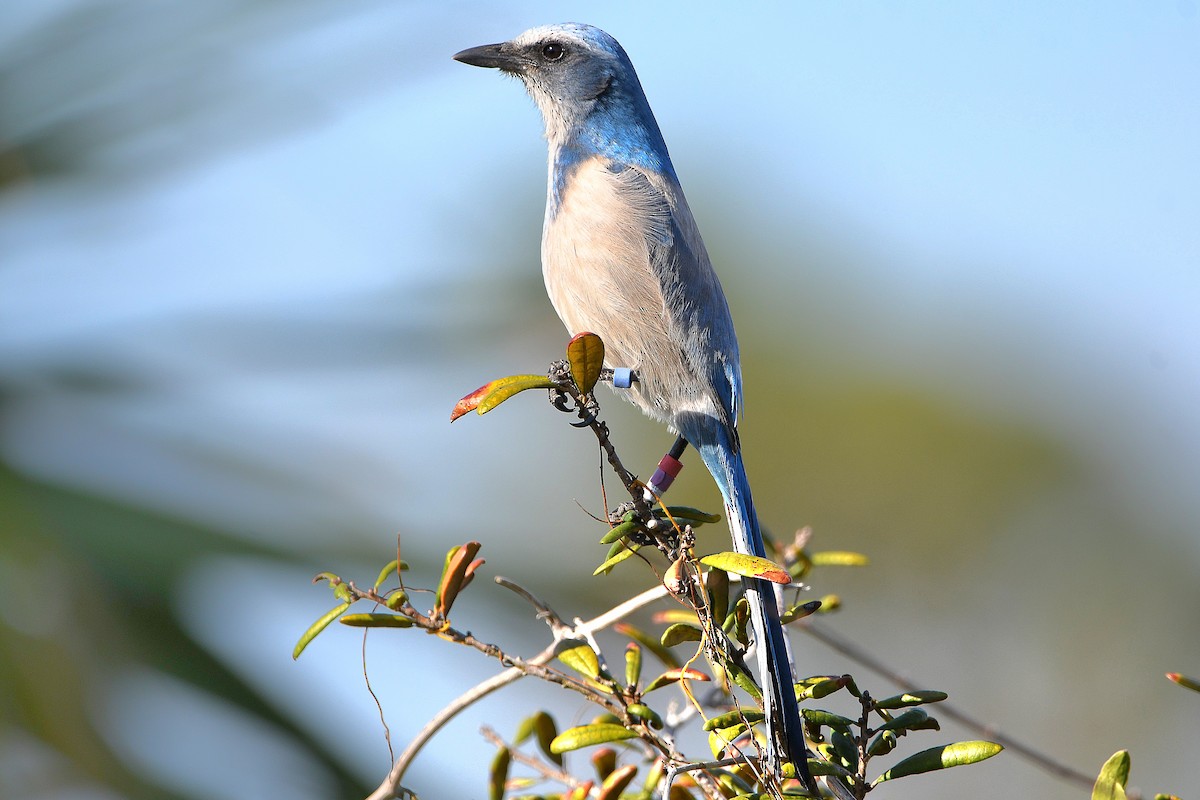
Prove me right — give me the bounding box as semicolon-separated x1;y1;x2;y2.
875;690;948;709
558;641;601;679
876;708;938;733
599;518;641;544
800;709;854;731
624;643;642;688
795;675;848;700
873;741;1003;785
703;709;764;731
373;560;399;590
868;730;898;757
514;711;561;762
478;374;558;414
698;552;791;584
489;747;510;800
292;602;351;660
550;723;637;754
338;613;414;628
725;658;761;699
810;550;870;567
567;332;605;394
808;757;855;779
781;600;822;624
660;623;703;648
660;506;722;525
708;723;748;758
594;541;643;575
565;780;594;800
627;704;663;729
1093;750;1131;800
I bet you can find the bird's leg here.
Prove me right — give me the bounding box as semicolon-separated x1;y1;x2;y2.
644;436;689;499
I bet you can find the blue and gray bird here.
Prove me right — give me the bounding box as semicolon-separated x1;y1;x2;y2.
454;23;814;789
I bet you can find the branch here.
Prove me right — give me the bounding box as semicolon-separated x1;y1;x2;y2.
480;725;579;788
800;619;1097;791
365;582;673;800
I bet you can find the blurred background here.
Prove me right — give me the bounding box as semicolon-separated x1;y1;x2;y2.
2;2;1197;798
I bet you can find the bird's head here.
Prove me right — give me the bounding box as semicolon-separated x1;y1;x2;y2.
454;23;647;144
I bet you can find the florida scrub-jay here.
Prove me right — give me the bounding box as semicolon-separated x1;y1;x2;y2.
454;23;813;789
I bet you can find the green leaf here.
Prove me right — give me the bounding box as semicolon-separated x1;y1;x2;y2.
725;597;750;646
558;641;601;679
567;332;605;395
660;623;703;648
868;730;898;757
725;658;762;699
624;643;641;689
876;708;939;734
875;690;948;709
534;711;562;766
599;517;641;544
373;560;397;590
594;541;643;575
661;506;722;524
513;710;559;765
873;741;1003;784
489;747;510;800
703;709;765;731
338;613;414;628
708;723;749;757
810;550;870;566
831;729;857;766
550;724;637;754
808;757;855;779
292;602;351;659
699;552;791;584
626;704;663;729
1092;750;1131;800
800;708;854;731
780;600;822;624
795;675;848;700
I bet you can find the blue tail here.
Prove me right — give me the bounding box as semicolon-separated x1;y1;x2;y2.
685;418;814;790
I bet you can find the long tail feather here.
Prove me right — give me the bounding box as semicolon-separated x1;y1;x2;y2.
690;424;815;792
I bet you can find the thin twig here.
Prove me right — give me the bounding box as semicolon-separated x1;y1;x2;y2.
800;619;1098;791
480;726;580;788
364;583;674;800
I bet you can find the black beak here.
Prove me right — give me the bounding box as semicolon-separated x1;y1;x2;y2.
453;43;524;72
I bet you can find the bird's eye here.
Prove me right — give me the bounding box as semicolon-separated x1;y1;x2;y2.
541;42;564;61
